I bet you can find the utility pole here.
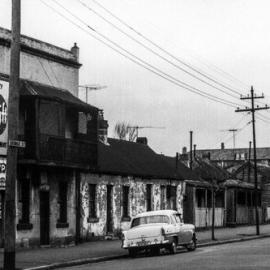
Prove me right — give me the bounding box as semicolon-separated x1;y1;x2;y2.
235;86;269;235
189;131;193;170
4;1;21;269
211;180;216;241
248;141;252;182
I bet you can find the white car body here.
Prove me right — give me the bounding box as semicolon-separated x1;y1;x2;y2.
122;210;196;256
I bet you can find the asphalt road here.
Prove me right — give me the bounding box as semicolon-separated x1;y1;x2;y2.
61;238;270;270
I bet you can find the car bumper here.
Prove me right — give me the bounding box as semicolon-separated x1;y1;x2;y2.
122;238;170;249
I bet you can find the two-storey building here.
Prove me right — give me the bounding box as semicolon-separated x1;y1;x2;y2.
0;27;99;247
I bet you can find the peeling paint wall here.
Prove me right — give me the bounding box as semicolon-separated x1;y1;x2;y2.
80;173;184;239
16;168;76;247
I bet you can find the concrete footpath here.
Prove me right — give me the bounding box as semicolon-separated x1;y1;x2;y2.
1;224;270;270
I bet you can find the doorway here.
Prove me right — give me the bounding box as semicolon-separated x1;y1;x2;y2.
40;191;50;245
106;185;113;233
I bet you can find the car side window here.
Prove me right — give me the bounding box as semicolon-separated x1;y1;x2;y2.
170;215;176;224
175;214;183;224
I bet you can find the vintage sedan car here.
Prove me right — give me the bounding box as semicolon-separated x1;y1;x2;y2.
121;210;196;257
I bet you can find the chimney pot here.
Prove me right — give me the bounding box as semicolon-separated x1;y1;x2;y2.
71;42;79;61
221;142;225;150
136;137;148;145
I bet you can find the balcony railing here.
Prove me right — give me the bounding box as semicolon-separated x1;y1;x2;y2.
19;134;97;168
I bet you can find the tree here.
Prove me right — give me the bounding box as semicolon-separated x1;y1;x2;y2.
114;121;129;140
114;121;137;141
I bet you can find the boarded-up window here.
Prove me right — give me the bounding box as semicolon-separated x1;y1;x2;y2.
18;178;30;223
89;184;97;218
39;101;63;136
58;182;67;223
78;112;87;134
122;186;129;218
146;184;152;211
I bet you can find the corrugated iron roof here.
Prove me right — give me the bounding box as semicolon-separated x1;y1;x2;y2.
20;80;99;112
194;148;270;160
97;138;198;180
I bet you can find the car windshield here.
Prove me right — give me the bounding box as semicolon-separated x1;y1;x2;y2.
131;215;170;228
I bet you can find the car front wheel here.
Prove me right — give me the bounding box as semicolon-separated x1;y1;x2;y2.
169;239;177;254
186;234;197;251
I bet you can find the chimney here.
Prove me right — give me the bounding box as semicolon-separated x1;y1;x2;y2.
179;147;189;167
221;142;225;150
71;42;79;61
193;144;196;158
136;137;148;145
182;147;187;154
98;111;109;144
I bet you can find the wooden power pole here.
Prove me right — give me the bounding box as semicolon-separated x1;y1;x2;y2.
4;0;21;269
235;86;269;236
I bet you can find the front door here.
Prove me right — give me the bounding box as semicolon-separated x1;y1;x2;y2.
106;185;113;233
40;191;50;245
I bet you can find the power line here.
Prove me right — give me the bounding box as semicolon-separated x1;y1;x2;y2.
236;86;270;236
87;0;244;96
76;0;242;101
41;0;244;108
119;0;250;90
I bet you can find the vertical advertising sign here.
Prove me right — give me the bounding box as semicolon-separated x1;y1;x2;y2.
0;80;8;156
0;158;6;190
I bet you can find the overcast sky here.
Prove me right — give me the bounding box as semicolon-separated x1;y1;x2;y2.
1;0;270;156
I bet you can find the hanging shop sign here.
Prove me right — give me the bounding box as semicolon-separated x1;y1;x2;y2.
0;80;8;156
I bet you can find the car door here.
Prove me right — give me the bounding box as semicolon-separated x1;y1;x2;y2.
173;214;187;244
174;214;192;244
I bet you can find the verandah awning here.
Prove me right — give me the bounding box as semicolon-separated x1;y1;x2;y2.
20;80;99;113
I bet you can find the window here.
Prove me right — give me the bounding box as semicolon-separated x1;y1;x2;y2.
89;184;97;218
122;186;129;218
215;191;224;208
167;185;177;210
131;215;170;228
146;184;152;211
237;190;246;205
18;178;30;224
207;189;212;208
58;181;68;224
247;191;253;206
196;189;206;207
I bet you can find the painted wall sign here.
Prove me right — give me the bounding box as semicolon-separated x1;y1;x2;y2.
0;157;6;190
0;80;8;156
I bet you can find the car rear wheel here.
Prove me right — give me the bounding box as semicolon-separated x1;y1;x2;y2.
128;249;137;257
169;239;177;254
150;247;160;256
186;234;197;251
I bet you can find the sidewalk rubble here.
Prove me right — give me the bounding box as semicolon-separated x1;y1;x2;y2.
0;224;270;270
